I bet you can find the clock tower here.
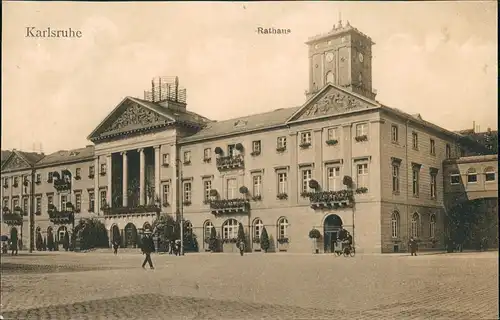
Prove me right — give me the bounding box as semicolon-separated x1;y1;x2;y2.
305;19;376;100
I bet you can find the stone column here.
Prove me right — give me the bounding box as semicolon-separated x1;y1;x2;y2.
288;132;298;204
106;155;112;206
154;146;161;203
122;151;128;207
94;157;99;214
139;148;145;206
342;124;353;178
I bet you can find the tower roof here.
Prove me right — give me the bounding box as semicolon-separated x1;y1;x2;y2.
305;21;375;45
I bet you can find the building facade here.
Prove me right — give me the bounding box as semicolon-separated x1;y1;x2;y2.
2;21;496;253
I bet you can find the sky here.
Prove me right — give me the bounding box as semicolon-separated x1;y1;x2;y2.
2;1;497;154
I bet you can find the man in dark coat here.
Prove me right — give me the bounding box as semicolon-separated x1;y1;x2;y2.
408;237;418;256
141;233;155;269
112;241;119;255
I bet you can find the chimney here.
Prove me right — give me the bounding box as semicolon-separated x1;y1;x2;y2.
472;121;475;133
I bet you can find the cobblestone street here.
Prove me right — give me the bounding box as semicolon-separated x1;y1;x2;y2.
1;251;498;319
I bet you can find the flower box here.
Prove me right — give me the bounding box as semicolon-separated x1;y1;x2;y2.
100;171;106;176
326;139;338;146
2;184;8;188
277;237;289;244
203;200;210;205
276;193;288;200
88;174;94;179
47;178;53;183
250;151;261;156
300;191;313;198
222;238;238;244
203;158;211;163
163;202;170;207
35;180;41;185
299;142;311;149
75;175;82;180
355;187;368;194
35;211;42;216
251;195;262;201
183;161;191;165
354;135;368;142
162;163;170;167
276;147;286;152
182;201;192;206
13;183;19;188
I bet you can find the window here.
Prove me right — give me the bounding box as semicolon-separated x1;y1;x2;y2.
450;174;460;185
74;193;81;211
430;215;436;239
48;172;53;181
430;173;437;199
23;197;29;213
61;195;67;211
47;195;54;206
13;198;19;209
89;191;95;211
391;125;398;142
183;182;192;202
162;154;170;166
326;167;340;191
392;164;400;193
466;168;477;184
183;151;191;164
391;211;400;238
277;217;289;239
222;219;238;239
36;173;41;183
100;164;107;175
253;219;264;240
411;213;420;238
76;168;81;177
203;149;211;160
203;180;212;202
485;167;496;182
252;141;261;154
356;123;368;137
89;166;95;177
228;144;236;157
412;167;420;197
3;198;8;209
326;71;334;84
162;183;170;205
300;132;312;145
301;169;312;193
356;164;369;189
35;197;42;212
445;144;451;159
277;172;288;194
13;177;19;186
430;139;436;155
277;136;287;150
412;132;419;149
249;175;261;197
204;221;214;241
226;178;237;199
327;128;338;141
100;190;107;209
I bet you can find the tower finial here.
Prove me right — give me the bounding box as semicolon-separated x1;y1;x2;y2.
338;11;343;29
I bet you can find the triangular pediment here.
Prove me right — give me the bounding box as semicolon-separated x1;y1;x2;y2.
1;152;31;172
287;84;379;123
88;97;175;142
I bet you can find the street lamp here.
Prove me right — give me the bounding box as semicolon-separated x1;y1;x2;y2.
23;171;36;253
175;158;184;256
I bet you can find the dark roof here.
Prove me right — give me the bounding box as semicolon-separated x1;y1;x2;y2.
36;146;94;166
180;107;301;143
18;151;45;165
1;150;12;164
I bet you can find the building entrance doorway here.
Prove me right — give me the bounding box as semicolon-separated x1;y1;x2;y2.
323;214;343;253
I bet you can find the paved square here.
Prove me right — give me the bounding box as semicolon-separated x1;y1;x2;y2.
1;251;498;319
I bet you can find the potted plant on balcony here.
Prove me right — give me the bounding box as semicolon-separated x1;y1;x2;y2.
23;177;29;187
343;175;354;189
276;146;286;153
252;194;262;201
326;139;339;146
309;228;322;254
214;147;223;155
355;187;368;194
235;143;244;152
260;227;270;253
354;135;368;142
276;193;288;200
239;186;248;195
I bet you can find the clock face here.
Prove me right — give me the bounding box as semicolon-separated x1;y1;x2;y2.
325;52;334;62
358;52;364;63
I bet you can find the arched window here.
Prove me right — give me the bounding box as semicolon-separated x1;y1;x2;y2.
325;71;334;84
430;214;436;239
484;167;496;182
391;211;400;238
253;218;264;240
203;220;213;240
222;219;238;240
277;217;289;239
466;168;477;184
411;213;420;238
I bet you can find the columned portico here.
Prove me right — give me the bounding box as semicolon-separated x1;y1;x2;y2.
106;155;112;206
139;148;145;206
122;151;128;207
94;157;99;214
154;146;161;200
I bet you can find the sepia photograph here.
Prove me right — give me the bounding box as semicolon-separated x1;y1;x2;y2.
1;1;498;319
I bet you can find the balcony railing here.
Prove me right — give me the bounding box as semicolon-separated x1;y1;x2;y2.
308;190;354;210
48;210;74;225
210;198;249;216
216;155;244;171
2;209;23;226
54;179;71;191
103;205;161;216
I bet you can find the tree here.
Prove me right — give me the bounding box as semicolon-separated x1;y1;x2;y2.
74;218;109;250
209;227;217;252
260;226;270;253
237;223;245;243
63;231;70;251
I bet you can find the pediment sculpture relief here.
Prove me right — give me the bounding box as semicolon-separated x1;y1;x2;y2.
300;92;370;119
3;156;29;171
102;104;167;134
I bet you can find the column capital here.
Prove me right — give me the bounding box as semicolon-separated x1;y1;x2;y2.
120;151;128;156
137;148;144;153
154;145;161;150
106;154;112;159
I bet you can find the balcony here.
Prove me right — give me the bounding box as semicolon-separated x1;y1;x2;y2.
48;209;74;225
2;208;22;226
103;205;161;217
308;190;354;210
216;154;244;171
210;198;249;216
54;179;71;191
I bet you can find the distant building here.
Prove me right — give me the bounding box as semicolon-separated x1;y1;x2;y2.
1;21;497;253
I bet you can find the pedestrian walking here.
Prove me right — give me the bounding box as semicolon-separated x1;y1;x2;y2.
238;239;245;256
141;232;155;269
11;240;18;256
408;237;418;256
112;241;119;255
175;239;181;256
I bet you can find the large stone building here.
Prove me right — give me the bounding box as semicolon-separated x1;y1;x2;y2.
1;21;497;253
